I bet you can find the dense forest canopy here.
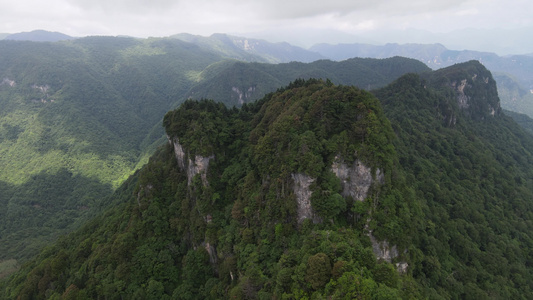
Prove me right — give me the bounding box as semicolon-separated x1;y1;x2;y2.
0;37;430;268
2;79;421;299
1;34;533;299
2;59;533;299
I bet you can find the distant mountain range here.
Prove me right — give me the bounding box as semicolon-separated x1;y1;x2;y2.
171;33;325;63
310;42;533;117
3;30;74;42
1;32;533;299
2;30;533;118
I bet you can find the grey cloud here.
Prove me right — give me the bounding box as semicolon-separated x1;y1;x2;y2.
65;0;180;14
249;0;468;20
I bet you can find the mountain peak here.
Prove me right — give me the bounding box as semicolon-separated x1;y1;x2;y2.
430;60;501;120
5;30;74;42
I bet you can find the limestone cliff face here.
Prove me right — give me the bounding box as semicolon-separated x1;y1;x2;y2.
330;155;384;202
187;154;214;186
292;155;384;224
168;136;213;186
170;136;186;170
436;61;501;120
231;86;256;105
368;230;408;273
369;233;399;263
292;173;321;224
330;155;407;271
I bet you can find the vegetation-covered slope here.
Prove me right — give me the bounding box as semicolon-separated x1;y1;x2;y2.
374;61;533;298
0;37;222;262
186;56;431;107
504;109;533;135
0;36;430;269
1;79;421;299
311;42;533;118
4;60;533;299
172;33;325;64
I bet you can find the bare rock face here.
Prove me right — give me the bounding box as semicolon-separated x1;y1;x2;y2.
331;155;383;201
203;242;217;265
292;173;320;224
170;136;186;170
1;78;16;87
447;68;501;120
232;86;256;105
367;227;409;273
168;136;213;186
454;79;470;109
368;232;399;263
330;155;408;273
188;154;214;186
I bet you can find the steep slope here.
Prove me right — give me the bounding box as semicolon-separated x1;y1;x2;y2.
504;109;533;135
0;38;428;277
494;74;533;117
374;61;533;298
0;37;223;262
186;56;431;107
2;79;421;299
5;61;533;299
311;42;533;118
5;60;533;299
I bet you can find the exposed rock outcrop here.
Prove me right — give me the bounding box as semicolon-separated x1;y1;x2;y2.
204;242;217;265
454;79;470;109
368;231;399;263
292;173;320;224
1;78;16;87
232;86;256;105
188;154;214;186
168;136;213;186
331;155;383;201
436;61;502;120
330;155;408;273
368;228;409;273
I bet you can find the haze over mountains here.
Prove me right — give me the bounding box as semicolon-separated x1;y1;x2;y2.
1;30;533;299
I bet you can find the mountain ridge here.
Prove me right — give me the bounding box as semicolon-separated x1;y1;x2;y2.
3;61;533;299
172;33;325;64
4;30;74;42
0;36;432;272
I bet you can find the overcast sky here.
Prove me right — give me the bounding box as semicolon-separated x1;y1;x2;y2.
1;0;532;54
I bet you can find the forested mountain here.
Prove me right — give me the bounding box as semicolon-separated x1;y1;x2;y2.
186;57;431;107
311;42;533;118
0;36;431;280
2;61;533;299
4;30;74;42
375;61;533;298
172;33;325;63
0;36;223;264
503;110;533;135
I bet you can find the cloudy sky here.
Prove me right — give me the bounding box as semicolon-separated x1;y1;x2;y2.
1;0;532;54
